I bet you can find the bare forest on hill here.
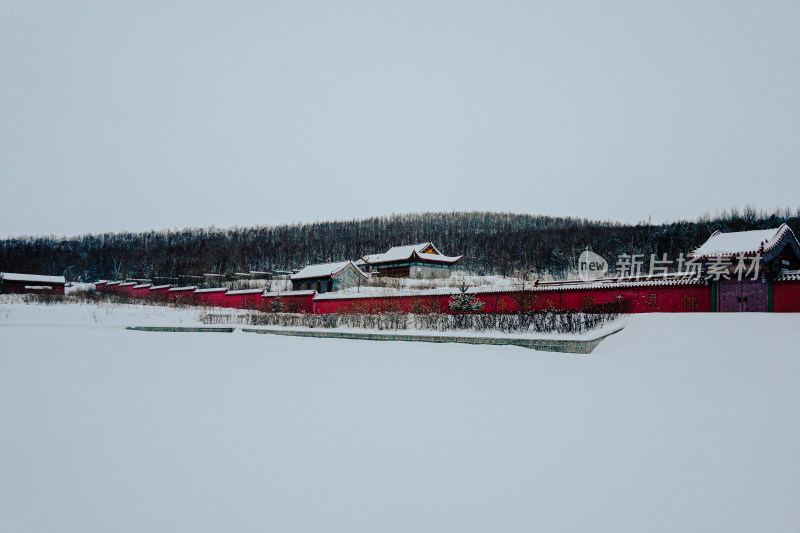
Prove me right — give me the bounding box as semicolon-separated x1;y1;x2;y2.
2;208;799;282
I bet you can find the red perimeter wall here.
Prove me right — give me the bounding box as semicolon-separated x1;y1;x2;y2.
312;284;712;315
132;286;151;299
262;294;316;314
1;280;66;295
148;286;171;302
224;292;265;310
104;282;121;294
167;289;197;304
92;280;732;314
774;281;800;312
312;293;447;315
118;284;136;297
193;290;229;307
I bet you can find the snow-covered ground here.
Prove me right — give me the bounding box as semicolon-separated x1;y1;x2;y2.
2;303;800;532
0;298;250;327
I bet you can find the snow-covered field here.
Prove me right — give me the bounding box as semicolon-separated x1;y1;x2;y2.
2;302;800;532
0;299;223;327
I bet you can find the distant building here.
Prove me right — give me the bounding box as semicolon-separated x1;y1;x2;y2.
691;223;800;312
357;242;462;279
0;272;66;295
290;261;367;293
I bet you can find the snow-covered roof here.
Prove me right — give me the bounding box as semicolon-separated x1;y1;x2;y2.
262;290;317;297
776;270;800;282
360;242;462;265
194;287;228;294
168;286;197;292
691;224;798;258
106;281;121;286
132;284;151;289
360;253;384;263
119;282;136;287
150;284;171;290
1;272;66;284
226;288;265;295
290;261;366;281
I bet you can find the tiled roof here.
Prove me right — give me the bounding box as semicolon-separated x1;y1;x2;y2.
290;261;366;281
361;242;462;265
2;273;66;284
691;224;796;258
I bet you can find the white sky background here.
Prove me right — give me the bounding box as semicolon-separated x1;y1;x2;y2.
1;1;799;237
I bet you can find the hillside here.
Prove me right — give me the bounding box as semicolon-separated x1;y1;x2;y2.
2;207;798;282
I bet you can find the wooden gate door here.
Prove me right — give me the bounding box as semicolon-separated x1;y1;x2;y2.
718;279;768;312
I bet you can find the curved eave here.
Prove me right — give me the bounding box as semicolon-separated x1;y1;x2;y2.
691;224;800;261
413;251;463;264
369;253;463;267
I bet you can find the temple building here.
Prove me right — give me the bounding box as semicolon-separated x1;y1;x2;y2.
690;223;800;312
290;261;367;293
357;242;463;279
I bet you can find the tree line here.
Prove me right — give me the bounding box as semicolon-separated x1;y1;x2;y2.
1;207;798;282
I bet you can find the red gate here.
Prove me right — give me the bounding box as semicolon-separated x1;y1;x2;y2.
718;279;768;312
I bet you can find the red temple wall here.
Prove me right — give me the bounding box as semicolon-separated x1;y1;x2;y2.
774;281;800;312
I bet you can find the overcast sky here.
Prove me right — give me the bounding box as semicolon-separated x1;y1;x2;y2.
2;1;799;237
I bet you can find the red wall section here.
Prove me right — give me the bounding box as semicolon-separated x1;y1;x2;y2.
168;289;197;305
118;284;136;297
312;294;448;315
194;290;229;307
94;280;717;314
224;291;264;310
311;284;712;315
1;280;66;296
262;293;316;314
556;285;711;313
774;281;800;312
104;282;121;294
149;286;171;302
131;286;151;299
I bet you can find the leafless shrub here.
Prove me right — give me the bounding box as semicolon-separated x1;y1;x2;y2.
200;308;623;334
202;312;409;330
413;310;620;335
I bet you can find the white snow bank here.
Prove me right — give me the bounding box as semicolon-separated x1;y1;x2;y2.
0;300;247;327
